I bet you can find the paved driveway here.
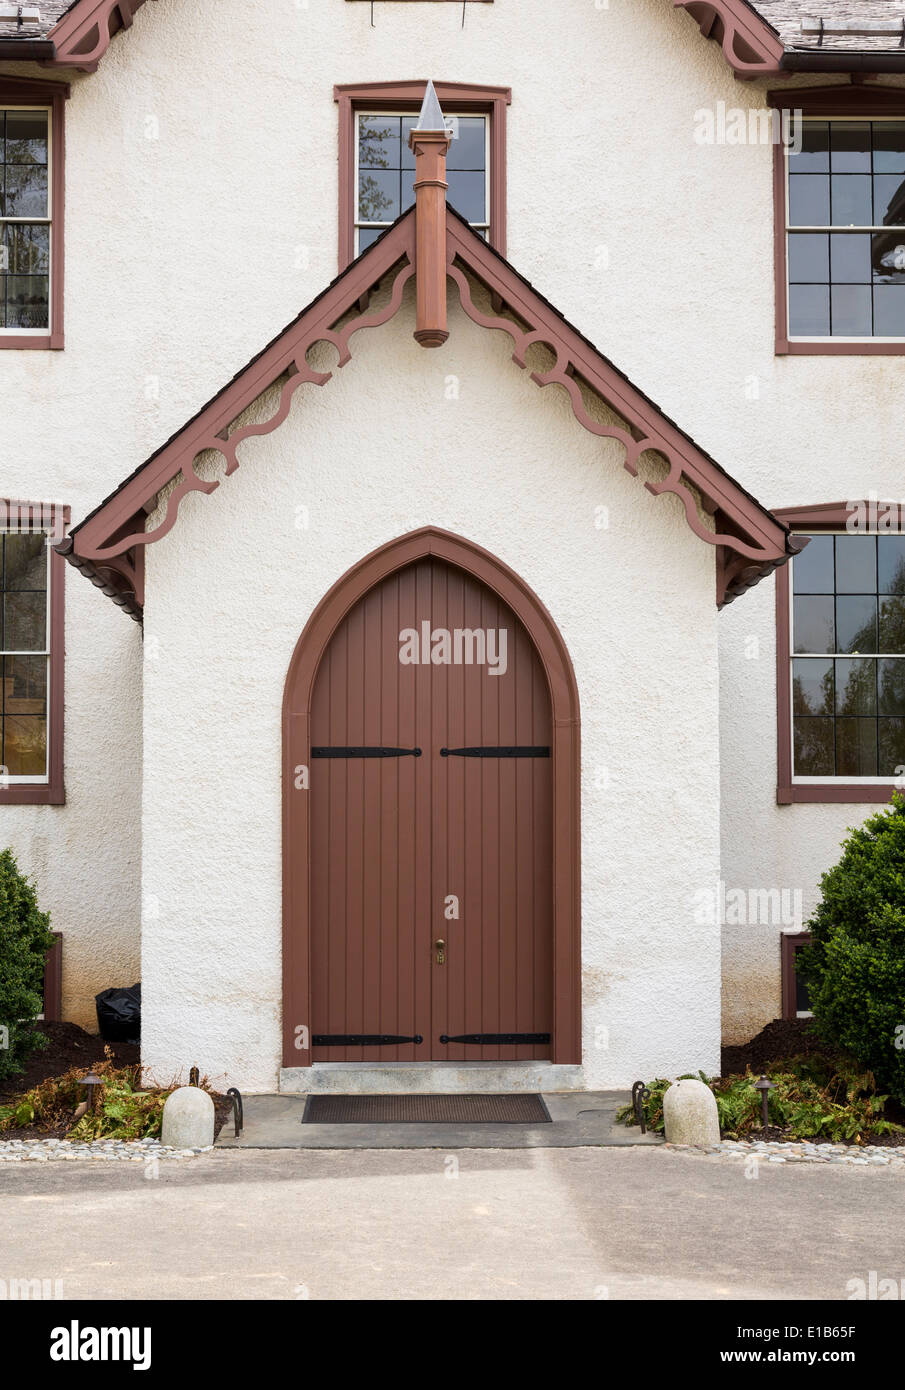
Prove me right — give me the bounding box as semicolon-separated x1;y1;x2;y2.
1;1146;903;1300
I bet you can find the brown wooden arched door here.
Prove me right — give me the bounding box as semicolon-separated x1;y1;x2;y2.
282;530;581;1069
309;556;552;1063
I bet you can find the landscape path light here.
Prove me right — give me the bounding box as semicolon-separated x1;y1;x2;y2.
81;1072;103;1113
754;1074;775;1135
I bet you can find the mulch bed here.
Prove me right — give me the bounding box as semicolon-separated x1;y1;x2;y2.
0;1021;139;1106
0;1022;232;1142
719;1017;905;1147
719;1017;837;1077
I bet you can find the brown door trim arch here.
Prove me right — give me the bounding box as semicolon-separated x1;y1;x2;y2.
281;527;581;1069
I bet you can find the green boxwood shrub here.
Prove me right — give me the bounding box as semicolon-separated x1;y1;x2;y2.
0;848;54;1084
798;793;905;1106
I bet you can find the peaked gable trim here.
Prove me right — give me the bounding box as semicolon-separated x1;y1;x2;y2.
442;210;798;604
675;0;785;76
46;0;154;72
60;206;796;617
675;1;905;76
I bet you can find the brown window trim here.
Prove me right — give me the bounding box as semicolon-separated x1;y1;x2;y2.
334;80;510;272
0;76;68;351
0;77;68;349
774;501;901;804
769;84;905;357
42;931;62;1021
781;930;812;1020
0;501;68;806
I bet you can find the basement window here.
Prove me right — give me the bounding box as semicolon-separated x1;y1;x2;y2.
781;932;813;1020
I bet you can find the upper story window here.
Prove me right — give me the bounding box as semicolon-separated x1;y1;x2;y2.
786;120;905;341
356;110;488;254
0;79;66;351
1;108;51;335
771;86;905;356
0;502;66;805
334;82;510;271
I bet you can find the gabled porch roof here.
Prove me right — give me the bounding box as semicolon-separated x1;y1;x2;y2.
59;204;801;619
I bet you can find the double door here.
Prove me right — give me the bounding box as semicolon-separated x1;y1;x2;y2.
309;557;553;1062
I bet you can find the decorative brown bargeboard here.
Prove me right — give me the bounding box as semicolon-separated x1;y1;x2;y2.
673;1;785;77
60;198;797;613
45;0;156;73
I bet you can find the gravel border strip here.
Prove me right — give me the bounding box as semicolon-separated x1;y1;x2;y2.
664;1139;905;1167
0;1138;211;1162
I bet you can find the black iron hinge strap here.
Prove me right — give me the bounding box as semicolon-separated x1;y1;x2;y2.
439;1033;551;1045
311;747;422;758
440;746;550;758
312;1034;423;1046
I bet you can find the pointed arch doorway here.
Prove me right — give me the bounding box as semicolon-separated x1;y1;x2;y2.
282;529;580;1070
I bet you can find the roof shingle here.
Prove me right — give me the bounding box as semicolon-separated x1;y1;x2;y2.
751;1;905;52
0;2;74;42
2;2;905;62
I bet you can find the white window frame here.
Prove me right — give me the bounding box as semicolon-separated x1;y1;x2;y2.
789;527;905;785
785;116;905;345
354;109;490;256
0;531;51;783
0;103;53;339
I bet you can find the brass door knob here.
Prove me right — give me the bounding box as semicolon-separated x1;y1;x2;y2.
435;938;446;964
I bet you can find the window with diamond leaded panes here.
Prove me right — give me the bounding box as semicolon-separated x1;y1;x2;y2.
791;532;905;777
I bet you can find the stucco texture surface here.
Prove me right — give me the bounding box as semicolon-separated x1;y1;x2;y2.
0;580;142;1029
140;288;722;1093
3;0;902;1051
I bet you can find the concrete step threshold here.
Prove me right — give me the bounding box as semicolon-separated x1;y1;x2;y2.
216;1089;665;1150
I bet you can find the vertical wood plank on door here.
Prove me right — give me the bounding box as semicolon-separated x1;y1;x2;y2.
311;555;553;1062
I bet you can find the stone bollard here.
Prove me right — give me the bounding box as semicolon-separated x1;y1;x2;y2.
662;1077;720;1147
161;1086;214;1149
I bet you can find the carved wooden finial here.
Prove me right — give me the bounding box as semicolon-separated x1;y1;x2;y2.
408;81;451;348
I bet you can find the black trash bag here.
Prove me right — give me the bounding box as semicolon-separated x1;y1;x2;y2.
95;982;141;1043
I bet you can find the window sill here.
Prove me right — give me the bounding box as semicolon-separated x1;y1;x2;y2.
0;782;64;805
778;783;897;804
777;337;905;357
0;335;63;351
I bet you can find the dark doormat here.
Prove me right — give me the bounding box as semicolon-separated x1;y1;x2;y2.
302;1093;552;1125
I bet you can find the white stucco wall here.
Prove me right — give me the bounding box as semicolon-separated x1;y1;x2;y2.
139;291;722;1092
0;537;141;1030
2;0;901;1049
